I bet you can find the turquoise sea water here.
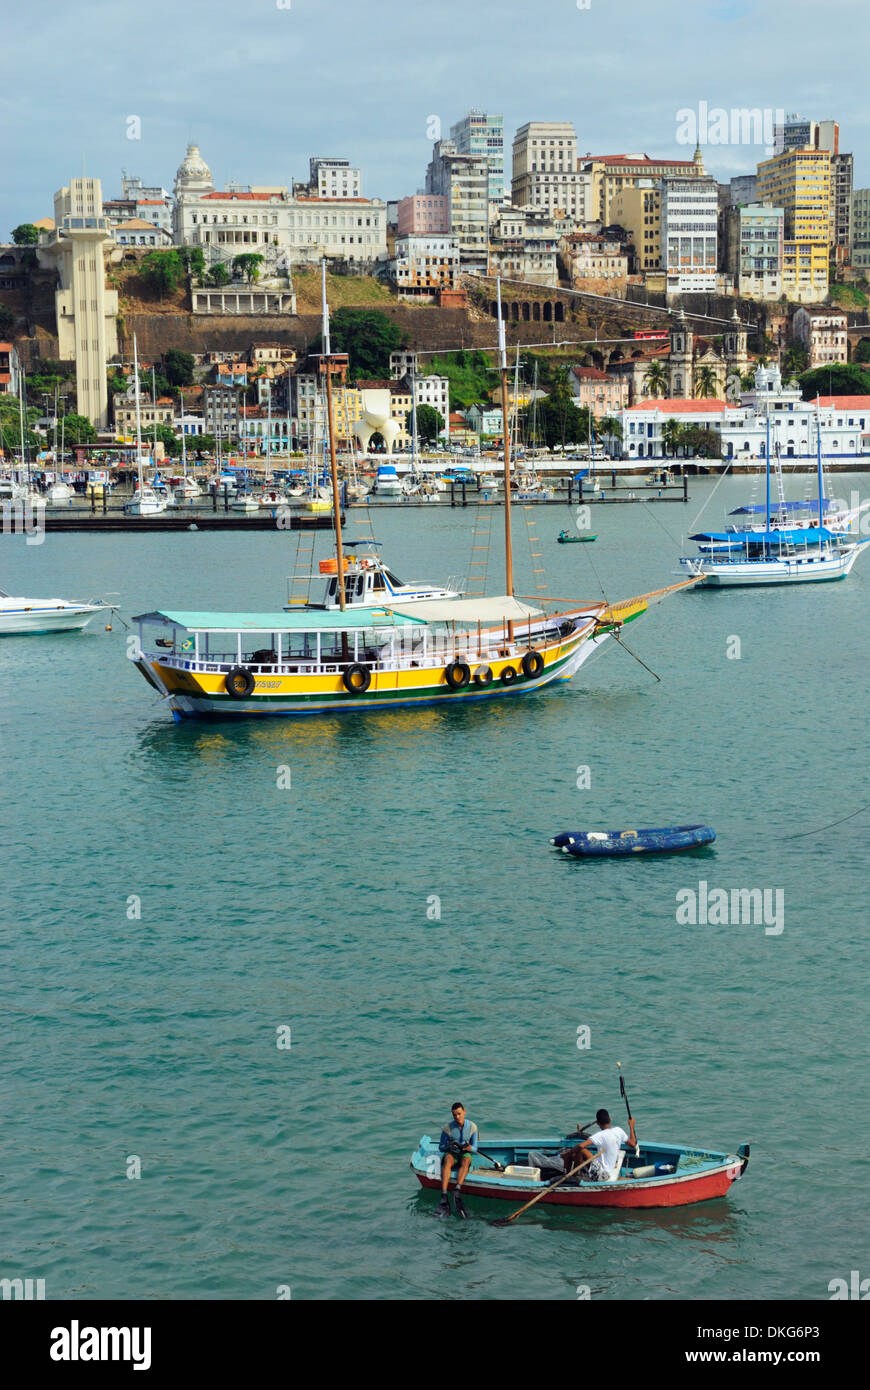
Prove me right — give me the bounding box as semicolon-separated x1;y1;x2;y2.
1;478;868;1301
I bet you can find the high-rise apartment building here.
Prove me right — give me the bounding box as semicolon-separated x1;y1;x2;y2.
661;175;718;293
511;122;590;220
425;139;488;270
851;187;870;272
757;147;832;297
39;178;118;428
610;181;661;272
725;203;784;300
449;110;505;205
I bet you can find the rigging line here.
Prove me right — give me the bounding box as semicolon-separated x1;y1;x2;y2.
638;496;682;548
686;458;736;534
610;631;662;682
784;803;870;839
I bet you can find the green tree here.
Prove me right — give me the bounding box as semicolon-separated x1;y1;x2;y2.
852;338;870;365
178;245;206;278
427;350;494;410
412;403;444;443
678;424;720;458
782;343;809;377
232;253;265;284
11;223;39;245
644;360;668;398
153;423;181;457
206;262;231;287
660;418;683;457
312;308;405;381
0;396;41;453
164;349;195;388
799;364;870;399
520;396;591;449
139;249;184;298
59;413;97;445
597;415;623;443
193;434;216;456
693;364;718;398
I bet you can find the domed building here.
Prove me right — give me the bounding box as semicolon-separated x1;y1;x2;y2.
172;144;214;239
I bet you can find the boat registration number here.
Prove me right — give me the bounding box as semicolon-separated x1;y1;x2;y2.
255;680;282;690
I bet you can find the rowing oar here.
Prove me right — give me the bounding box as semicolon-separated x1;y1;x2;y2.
490;1154;597;1226
618;1061;640;1157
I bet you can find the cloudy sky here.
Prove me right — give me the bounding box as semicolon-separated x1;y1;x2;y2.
2;0;867;229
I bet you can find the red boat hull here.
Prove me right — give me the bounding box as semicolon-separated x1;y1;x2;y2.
415;1160;742;1209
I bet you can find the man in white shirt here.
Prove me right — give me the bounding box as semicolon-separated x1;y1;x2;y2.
579;1107;636;1181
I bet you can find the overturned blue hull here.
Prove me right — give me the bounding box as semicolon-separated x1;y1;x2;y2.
552;825;716;856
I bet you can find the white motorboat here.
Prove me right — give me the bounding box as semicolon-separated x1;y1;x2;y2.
125;483;168;517
286;542;462;612
0;587;116;635
231;493;261;512
46;481;75;505
370;463;403;497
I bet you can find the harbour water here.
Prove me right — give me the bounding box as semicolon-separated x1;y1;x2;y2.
2;475;868;1300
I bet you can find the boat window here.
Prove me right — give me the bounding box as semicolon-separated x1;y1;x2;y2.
384;570;404;587
356;575;365;596
327;578;337;597
372;571;386;591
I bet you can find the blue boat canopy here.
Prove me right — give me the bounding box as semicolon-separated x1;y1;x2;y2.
690;526;837;545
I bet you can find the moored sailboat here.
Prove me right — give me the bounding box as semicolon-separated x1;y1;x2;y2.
131;274;691;719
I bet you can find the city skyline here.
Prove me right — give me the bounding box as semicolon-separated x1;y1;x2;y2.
3;0;869;231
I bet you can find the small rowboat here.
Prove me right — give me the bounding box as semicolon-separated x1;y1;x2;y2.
411;1135;749;1210
557;530;597;544
552;824;715;856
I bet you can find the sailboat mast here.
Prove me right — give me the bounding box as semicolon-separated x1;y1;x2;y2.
764;405;770;541
133;335;144;492
497;279;514;624
321;259;346;611
815;396;824;534
180;386;187;479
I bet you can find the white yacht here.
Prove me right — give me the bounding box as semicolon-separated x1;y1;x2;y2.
287;543;461;612
0;587;116;635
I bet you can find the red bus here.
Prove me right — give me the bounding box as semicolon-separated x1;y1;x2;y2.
632;329;669;341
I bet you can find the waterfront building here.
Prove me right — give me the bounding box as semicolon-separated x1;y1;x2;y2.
511;122;591;220
425;140;488;270
851;187;870;271
450;109;506;206
38;177;118;428
580;150;705;225
464;403;503;436
306;158;361;200
757;146;831;296
203;384;242;439
569;366;629;417
772;115;850;256
488;205;559;285
114;390;174;436
407;372;450;429
240;406;294;455
729;174;758;206
173;144;385;273
396;195;449;235
392;232;460;299
661;172;719;293
793;307;848;369
621;364;870;461
560;231;628;293
0;341;21;397
111;219;173;247
724;202;784;300
610;181;661;273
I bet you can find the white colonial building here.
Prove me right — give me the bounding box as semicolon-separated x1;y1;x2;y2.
173;144;387;272
620;365;870;462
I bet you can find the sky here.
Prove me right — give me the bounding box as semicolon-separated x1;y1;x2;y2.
2;0;869;231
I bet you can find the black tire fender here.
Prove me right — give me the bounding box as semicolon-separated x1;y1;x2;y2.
444;661;471;689
342;662;372;694
473;664;493;686
225;665;255;698
521;649;545;679
500;665;518;686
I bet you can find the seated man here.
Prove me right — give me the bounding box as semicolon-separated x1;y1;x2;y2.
579;1108;636;1182
528;1107;636;1183
437;1102;478;1217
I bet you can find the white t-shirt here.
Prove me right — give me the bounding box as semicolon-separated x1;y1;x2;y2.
589;1126;628;1178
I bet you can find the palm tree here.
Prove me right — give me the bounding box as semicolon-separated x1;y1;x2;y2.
598;416;623;443
661;418;683;458
644;360;668;398
694;364;718;399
